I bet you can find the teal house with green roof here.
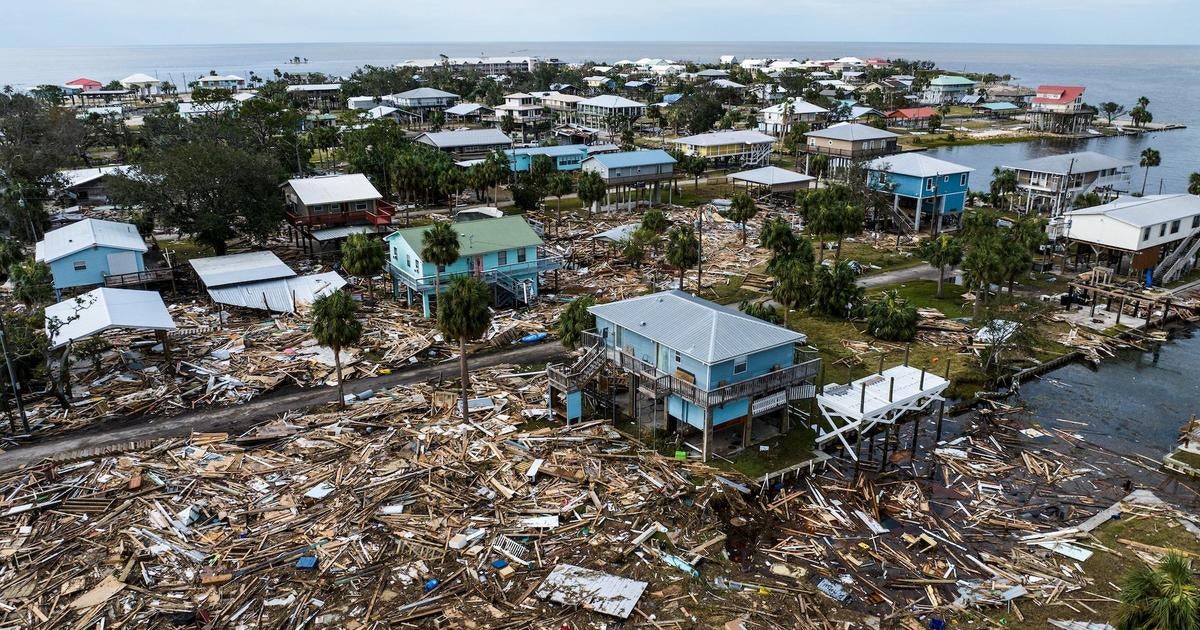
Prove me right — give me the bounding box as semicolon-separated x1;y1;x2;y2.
386;215;559;317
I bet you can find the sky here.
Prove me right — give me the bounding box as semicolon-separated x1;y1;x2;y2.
4;0;1198;47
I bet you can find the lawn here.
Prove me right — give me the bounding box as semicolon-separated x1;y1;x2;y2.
869;278;970;318
837;239;924;274
714;419;820;479
160;239;213;264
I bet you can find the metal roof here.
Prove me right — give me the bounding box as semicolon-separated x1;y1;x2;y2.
58;165;130;189
761;99;829;115
583;149;676;169
35;218;146;264
730;166;815;187
285;83;342;92
588;290;805;364
929;75;975;86
508;145;589;158
980;102;1021;111
578;95;646;109
1003;151;1133;175
390;87;459;100
190;251;295;288
535;564;647;619
673;130;775;147
286;174;382;205
46;288;175;349
416;128;513;149
708;79;746;89
591;223;640;242
119;73;159;86
805;123;897;142
445;103;491;116
387;215;543;258
310;225;384;242
206;272;346;314
1066;194;1200;229
866;153;974;178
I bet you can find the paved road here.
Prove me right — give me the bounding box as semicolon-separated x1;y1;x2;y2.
859;263;943;289
0;342;567;472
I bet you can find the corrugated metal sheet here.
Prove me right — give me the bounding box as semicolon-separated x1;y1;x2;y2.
589;290;805;364
535;564;647;619
36;218;146;264
190;251;295;288
46;288;175;349
206;272;346;314
287;174;382;206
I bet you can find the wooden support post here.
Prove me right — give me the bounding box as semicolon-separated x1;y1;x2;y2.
743;398;754;450
909;412;921;455
702;408;713;463
888;377;895;402
934;399;946;446
1116;296;1126;325
628;374;638;417
878;355;885;375
1163;298;1172;326
904;344;911;367
157;330;174;376
859;382;867;413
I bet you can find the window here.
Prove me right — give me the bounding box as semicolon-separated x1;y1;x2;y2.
1143;227;1152;241
1171;220;1181;234
960;173;968;186
1160;224;1167;237
1193;216;1200;229
517;248;528;263
926;178;935;191
943;175;950;183
733;355;748;375
355;201;368;211
72;260;87;271
406;256;411;269
674;350;682;364
437;263;446;273
497;250;508;266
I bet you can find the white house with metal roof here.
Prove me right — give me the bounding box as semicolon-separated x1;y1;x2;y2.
922;75;976;104
45;288;175;349
671;130;776;167
1061;194;1200;283
384;87;459;111
546;291;820;461
281;173;390;229
415;128;513;160
760;99;830;136
729;166;815;194
35;218;148;292
576;95;647;129
1002;151;1134;216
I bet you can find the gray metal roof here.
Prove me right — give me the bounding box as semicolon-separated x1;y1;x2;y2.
1003;151;1133;175
866;153;974;178
390;87;459;99
535;564;647;619
35;218;147;264
730;166;815;186
416;128;513;149
45;288;175;349
672;130;775;147
1066;194;1200;228
190;251;295;288
286;173;382;205
206;272;346;313
805;122;897;142
589;290;805;364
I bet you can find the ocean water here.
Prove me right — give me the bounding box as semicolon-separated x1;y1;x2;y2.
0;41;1196;190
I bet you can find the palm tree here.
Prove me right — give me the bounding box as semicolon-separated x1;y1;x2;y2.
421;222;460;316
990;167;1018;211
557;295;596;349
918;234;964;298
727;192;758;246
641;208;667;235
437;276;493;419
438;168;464;209
665;225;700;292
311;291;363;409
1190;172;1200;196
1114;552;1200;630
1140;147;1162;196
341;233;387;300
548;172;574;235
576;171;606;215
808;202;864;263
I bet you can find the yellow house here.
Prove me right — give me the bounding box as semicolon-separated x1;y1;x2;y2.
672;130;775;167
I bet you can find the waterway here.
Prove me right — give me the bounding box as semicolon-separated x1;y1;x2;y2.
1015;326;1200;458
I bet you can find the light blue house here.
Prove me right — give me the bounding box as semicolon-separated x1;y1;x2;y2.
506;145;589;173
386;215;559;317
867;153;974;234
35;218;148;293
548;291;820;461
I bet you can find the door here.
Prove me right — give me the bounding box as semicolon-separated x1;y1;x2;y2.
107;251;139;277
473;256;484;277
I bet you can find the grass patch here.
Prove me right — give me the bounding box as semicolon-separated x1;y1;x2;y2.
160;239;214;263
869;279;970;318
1165;267;1200;289
903;133;1042;150
837;240;923;274
714;419;819;479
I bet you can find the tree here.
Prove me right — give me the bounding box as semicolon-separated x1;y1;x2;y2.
557;295;596;349
1140;147;1162;196
576;170;607;215
990;167;1018;211
421;222;460;313
437;276;493;419
620;227;656;266
918;234;964;298
341;233;387;300
771;255;814;309
738;300;782;324
665;225;700;292
500;112;516;135
1073;192;1104;209
0;237;22;282
806;199;863;262
866;290;918;341
727;192;758;246
548;172;574;235
310;290;363;409
9;260;53;306
111;141;283;255
684;155;707;190
428;110;445;132
641;208;668;235
1099;101;1126;124
438;167;464;208
1190;172;1200;196
813;261;863;318
1130;97;1153;128
1114;552;1200;630
960;208;1008;317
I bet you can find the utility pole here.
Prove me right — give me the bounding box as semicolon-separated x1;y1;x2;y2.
0;312;29;433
